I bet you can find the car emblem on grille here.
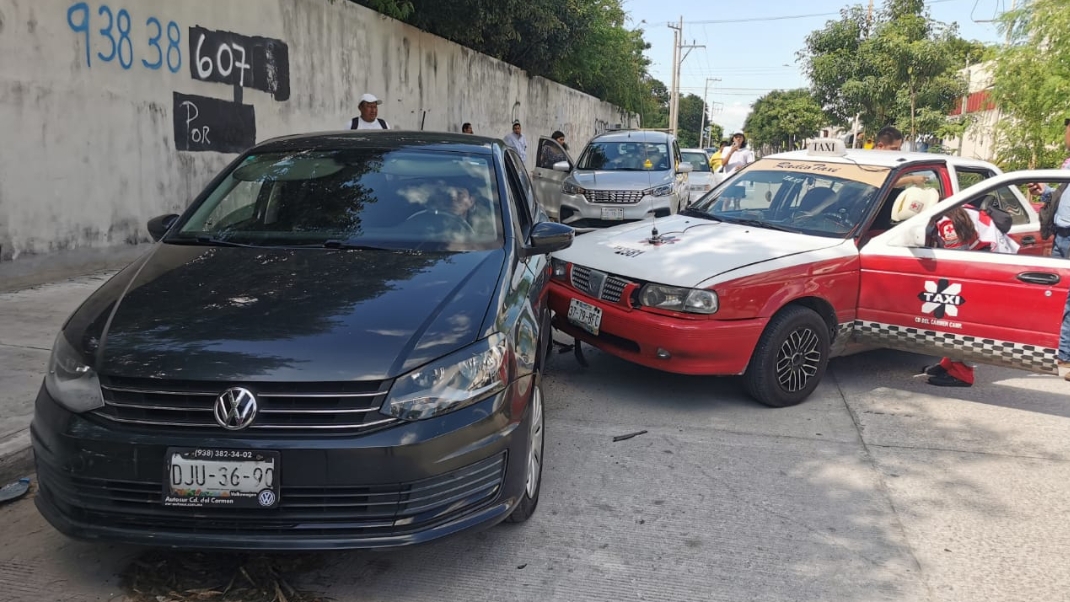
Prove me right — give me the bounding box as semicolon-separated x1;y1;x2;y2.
588;269;608;299
213;387;258;430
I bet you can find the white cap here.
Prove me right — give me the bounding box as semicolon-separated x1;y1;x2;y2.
733;130;745;136
359;93;383;105
890;187;939;223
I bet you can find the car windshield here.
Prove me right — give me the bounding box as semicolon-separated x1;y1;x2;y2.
686;158;890;238
169;149;504;251
577;141;671;171
681;151;711;172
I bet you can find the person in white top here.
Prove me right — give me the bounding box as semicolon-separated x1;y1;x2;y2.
720;131;754;209
347;93;390;130
503;121;528;165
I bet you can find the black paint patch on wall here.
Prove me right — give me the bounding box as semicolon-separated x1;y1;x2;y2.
173;92;255;153
188;26;290;101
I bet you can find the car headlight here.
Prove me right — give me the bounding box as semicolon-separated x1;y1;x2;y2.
646;184;674;197
551;258;569;280
562;182;586;196
638;284;719;314
44;332;104;413
383;335;509;421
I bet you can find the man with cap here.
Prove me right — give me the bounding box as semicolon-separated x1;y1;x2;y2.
348;93;390;130
503;121;528;165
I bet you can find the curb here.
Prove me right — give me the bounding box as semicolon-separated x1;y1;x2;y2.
0;430;34;485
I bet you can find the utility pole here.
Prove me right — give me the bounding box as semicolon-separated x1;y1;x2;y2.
668;21;680;135
699;77;721;148
667;17;703;137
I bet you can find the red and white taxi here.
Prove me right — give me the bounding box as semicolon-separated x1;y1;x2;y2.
548;139;1070;407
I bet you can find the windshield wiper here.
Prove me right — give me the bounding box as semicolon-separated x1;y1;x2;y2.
168;235;258;248
315;239;394;251
679;207;721;221
722;218;793;233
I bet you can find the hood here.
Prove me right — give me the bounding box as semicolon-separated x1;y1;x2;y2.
70;244;504;383
570;169;668;190
688;172;715;186
552;215;844;288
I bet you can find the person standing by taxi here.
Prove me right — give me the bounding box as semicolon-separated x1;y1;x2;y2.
721;131;754;175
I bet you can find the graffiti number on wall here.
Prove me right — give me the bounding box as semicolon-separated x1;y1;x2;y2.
188;27;290;101
65;2;181;73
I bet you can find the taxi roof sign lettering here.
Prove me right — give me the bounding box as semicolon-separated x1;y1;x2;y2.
807;138;847;157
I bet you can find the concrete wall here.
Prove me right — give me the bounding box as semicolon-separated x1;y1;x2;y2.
0;0;636;261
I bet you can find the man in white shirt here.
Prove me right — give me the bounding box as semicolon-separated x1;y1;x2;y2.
503;121;528;165
348;93;390;130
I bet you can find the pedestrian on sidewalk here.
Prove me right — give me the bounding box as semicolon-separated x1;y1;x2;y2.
347;93;390;130
504;121;529;165
462;122;474;134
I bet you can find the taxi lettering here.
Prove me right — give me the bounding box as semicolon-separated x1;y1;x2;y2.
774;161;841;174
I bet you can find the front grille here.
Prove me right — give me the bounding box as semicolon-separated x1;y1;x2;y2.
571;265;633;304
93;376;399;434
38;453;506;538
583;189;644;205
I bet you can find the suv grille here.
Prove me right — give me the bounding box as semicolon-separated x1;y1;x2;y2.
583;190;644;205
93;376;398;434
571;265;632;303
37;453;506;538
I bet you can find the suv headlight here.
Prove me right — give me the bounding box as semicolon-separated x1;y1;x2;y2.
562;182;586;196
646;184;674;197
44;332;104;413
383;335;509;421
638;284;719;314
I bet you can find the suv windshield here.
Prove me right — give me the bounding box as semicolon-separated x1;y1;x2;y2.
687;159;890;238
577;141;671;172
170;149;504;251
681;151;711;172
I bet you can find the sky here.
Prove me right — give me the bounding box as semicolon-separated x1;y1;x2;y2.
621;0;1013;136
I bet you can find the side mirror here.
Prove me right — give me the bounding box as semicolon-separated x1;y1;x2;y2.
147;214;180;242
524;221;574;257
552;160;571;173
677;163;694;174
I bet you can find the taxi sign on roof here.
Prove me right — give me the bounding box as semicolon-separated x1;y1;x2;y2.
806;138;847;157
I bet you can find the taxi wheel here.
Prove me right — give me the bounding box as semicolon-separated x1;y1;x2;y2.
743;306;830;407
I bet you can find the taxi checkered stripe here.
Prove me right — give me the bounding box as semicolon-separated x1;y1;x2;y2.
854;321;1057;375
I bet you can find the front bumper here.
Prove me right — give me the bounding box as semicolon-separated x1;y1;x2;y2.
549;281;766;375
558;191;677;230
32;376;537;550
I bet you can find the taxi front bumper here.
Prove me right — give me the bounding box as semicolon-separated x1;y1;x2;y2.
548;281;766;375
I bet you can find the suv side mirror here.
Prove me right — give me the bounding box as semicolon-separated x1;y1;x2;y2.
523;222;574;257
147;214;180;242
552;160;571;173
677;163;694;174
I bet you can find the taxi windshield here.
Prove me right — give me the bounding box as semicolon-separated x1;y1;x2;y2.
577;141;671;172
687;158;890;238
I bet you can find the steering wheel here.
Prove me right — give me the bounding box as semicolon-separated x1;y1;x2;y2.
795;210;852;230
405;209;476;235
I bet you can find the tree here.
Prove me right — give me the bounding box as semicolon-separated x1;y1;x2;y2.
743;89;828;152
707;123;725;148
677;94;709;148
350;0;653;115
989;0;1070;170
800;0;971;139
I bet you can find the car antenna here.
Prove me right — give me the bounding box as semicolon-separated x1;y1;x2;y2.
647;212;662;245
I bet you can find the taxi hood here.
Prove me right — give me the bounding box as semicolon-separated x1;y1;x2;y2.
552;215;846;288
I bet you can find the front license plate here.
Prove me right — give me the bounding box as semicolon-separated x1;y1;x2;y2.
568;298;602;336
601;207;625;220
164;448;280;509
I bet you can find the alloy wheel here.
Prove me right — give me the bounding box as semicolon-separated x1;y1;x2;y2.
775;327;822;393
525;385;544;499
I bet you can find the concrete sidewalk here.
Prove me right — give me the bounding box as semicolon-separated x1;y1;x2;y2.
0;271;119;483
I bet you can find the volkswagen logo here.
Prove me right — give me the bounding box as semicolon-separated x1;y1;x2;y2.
213;387;258;430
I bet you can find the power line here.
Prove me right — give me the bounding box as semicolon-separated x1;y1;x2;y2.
682;0;960;25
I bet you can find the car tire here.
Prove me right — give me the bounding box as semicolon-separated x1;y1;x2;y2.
506;381;543;523
743;305;830;408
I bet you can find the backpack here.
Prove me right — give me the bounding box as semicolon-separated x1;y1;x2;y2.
1039;184;1065;240
350;117;388;130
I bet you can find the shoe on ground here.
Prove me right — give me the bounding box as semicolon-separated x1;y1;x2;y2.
1058;360;1070;377
917;363;947;378
927;373;972;387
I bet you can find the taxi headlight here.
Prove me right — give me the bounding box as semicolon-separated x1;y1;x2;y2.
44;332;104;413
638;284;719;314
646;184;674;197
562;182;586;196
383;335;509;421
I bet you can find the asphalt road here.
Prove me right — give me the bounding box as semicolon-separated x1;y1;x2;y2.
1;328;1069;602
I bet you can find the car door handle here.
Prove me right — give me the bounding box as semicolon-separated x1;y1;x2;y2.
1017;271;1061;285
1021;235;1037;245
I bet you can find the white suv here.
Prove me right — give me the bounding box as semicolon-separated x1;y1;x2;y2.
530;130;692;230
